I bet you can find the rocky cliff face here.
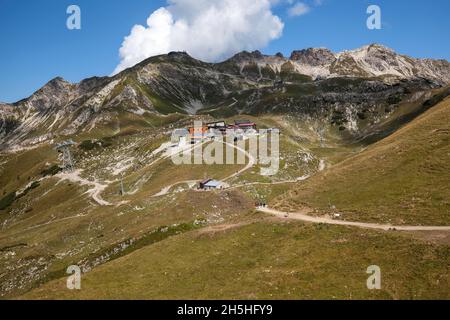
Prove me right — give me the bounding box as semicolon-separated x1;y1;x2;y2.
228;44;450;84
1;44;449;151
290;48;337;66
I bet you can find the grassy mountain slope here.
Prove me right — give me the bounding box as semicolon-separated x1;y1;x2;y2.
274;96;450;225
5;100;450;300
2;94;450;298
22;218;449;300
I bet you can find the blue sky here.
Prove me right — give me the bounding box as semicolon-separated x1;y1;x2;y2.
1;0;449;103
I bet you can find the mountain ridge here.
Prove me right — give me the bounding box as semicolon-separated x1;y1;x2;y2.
6;43;450;104
222;43;450;83
1;44;449;151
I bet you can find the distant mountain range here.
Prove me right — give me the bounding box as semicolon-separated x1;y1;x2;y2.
225;43;450;83
1;44;449;151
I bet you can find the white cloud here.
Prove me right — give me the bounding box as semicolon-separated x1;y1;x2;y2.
288;2;310;17
113;0;284;74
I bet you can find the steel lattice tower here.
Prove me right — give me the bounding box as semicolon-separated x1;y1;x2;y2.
120;173;125;196
55;140;76;172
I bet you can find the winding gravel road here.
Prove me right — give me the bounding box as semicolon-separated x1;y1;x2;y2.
258;207;450;231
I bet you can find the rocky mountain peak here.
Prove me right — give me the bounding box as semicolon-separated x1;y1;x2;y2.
290;48;336;66
12;76;75;110
345;43;397;59
366;43;394;51
167;51;192;58
133;51;199;69
43;77;72;91
230;50;265;62
158;51;199;64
